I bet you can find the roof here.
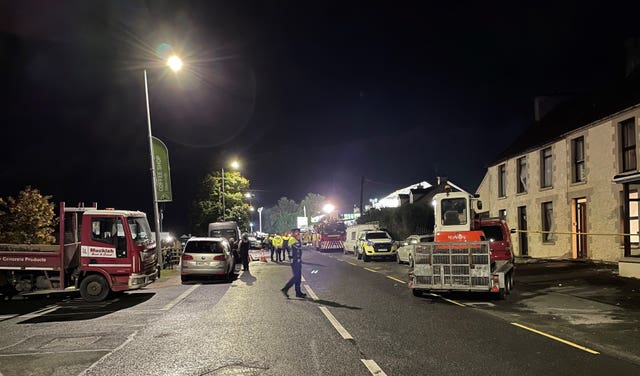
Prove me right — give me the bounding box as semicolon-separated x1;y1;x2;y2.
83;209;146;217
373;181;432;208
493;73;640;165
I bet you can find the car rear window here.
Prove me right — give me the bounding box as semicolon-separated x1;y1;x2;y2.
185;240;226;254
419;236;434;242
481;226;504;241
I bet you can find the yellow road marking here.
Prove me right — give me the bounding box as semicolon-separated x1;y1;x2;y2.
511;322;600;354
347;262;357;266
364;267;379;273
386;276;406;284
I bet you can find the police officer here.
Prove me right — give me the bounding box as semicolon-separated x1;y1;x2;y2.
281;228;306;298
281;232;291;261
272;233;284;262
238;234;251;271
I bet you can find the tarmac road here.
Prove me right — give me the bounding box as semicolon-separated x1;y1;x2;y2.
0;250;638;375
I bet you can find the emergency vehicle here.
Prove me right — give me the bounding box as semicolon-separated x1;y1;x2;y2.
312;219;346;252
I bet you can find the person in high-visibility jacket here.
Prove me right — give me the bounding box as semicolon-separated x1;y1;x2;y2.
272;233;284;262
281;232;291;261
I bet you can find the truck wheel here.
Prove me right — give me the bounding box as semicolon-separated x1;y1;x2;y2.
80;274;110;302
396;254;402;264
412;289;423;297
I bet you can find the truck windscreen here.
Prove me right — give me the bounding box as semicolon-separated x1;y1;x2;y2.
128;217;152;245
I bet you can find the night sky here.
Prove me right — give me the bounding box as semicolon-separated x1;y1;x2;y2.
2;1;640;235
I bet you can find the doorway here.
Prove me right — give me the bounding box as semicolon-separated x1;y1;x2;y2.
574;198;587;259
517;206;528;256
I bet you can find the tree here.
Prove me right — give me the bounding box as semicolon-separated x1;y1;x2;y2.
190;171;251;236
300;193;326;222
0;187;57;244
263;197;300;234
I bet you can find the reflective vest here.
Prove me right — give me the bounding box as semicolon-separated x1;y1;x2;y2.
272;235;283;247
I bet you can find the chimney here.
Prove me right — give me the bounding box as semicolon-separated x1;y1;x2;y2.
437;176;448;186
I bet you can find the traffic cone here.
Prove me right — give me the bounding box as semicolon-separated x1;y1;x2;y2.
260;248;267;262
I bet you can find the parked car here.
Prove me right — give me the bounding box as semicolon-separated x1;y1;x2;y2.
180;237;235;283
396;234;434;267
344;223;379;255
356;230;397;262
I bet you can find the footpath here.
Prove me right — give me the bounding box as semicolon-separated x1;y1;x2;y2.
492;258;640;365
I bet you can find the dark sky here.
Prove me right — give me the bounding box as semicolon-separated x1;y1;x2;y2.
1;0;640;235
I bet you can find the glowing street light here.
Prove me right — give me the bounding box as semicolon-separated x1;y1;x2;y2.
323;203;335;214
144;53;183;271
167;55;183;72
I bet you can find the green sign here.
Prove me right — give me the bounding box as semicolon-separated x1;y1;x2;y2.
152;136;173;202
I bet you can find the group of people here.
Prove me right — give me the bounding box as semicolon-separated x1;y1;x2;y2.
262;232;297;262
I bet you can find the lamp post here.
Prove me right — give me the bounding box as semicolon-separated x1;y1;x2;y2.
257;207;263;233
144;54;182;272
221;160;240;221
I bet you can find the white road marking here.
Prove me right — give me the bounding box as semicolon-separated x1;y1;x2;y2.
303;284;319;301
361;359;387;375
319;306;353;340
80;330;138;375
0;314;17;321
0;348;114;357
19;305;59;319
311;269;319;274
301;275;306;282
161;284;199;311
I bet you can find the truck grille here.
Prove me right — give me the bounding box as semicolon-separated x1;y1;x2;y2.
142;250;157;275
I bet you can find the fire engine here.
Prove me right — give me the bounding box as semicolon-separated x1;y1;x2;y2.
312;218;346;252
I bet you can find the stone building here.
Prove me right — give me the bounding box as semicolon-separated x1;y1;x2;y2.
476;75;640;276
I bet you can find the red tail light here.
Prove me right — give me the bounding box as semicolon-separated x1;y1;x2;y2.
182;254;194;261
213;255;226;261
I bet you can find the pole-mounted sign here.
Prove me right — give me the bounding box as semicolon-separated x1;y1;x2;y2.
152;136;173;202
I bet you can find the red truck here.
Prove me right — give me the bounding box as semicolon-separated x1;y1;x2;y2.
312;219;346;252
0;202;158;302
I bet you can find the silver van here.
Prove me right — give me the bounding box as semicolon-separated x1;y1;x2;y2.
180;237;235;283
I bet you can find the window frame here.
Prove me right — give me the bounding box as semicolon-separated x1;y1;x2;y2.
541;201;554;243
498;164;506;197
516;156;527;193
620;118;637;172
540;147;553;188
572;136;585;183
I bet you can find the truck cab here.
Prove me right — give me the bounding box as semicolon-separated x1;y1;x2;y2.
0;203;158;302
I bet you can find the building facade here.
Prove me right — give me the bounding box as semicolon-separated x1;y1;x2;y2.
477;104;640;262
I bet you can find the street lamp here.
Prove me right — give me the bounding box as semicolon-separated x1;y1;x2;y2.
221;160;240;220
144;54;183;272
257;207;263;233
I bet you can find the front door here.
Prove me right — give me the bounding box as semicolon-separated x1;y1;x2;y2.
575;198;587;259
518;206;528;256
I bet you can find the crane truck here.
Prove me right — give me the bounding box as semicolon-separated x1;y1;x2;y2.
409;190;515;299
0;202;158;302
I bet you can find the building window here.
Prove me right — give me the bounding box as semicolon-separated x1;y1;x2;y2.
541;201;554;242
541;147;553;188
517;157;527;193
620;118;637;172
498;209;506;220
572;137;585;182
630;191;639;245
498;164;506;197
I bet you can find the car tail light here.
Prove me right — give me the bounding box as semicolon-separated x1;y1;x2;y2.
182;254;194;261
213;255;226;261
